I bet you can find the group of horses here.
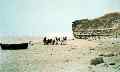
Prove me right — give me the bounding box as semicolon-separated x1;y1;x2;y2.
43;36;67;45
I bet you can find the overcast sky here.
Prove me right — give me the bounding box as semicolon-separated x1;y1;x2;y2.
0;0;120;36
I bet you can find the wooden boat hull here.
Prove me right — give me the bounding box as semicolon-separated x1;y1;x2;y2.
0;43;28;50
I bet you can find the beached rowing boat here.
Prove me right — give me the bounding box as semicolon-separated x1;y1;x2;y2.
0;43;28;50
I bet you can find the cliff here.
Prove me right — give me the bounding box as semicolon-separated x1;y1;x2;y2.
72;12;120;39
72;12;120;32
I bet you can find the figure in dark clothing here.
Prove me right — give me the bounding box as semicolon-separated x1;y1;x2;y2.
63;36;67;41
58;37;60;41
52;39;55;45
49;39;52;44
43;37;47;45
55;37;58;41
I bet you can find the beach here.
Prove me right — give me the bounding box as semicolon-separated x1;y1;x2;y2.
0;37;120;72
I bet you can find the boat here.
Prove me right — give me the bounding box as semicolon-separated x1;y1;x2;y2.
0;43;28;50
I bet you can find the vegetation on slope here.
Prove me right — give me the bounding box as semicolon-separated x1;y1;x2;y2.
72;12;120;32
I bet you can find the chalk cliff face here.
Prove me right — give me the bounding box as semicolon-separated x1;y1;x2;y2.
72;12;120;38
72;12;120;32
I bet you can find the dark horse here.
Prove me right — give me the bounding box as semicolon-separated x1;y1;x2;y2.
0;43;28;50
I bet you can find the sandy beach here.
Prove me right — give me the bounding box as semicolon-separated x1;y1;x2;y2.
0;37;120;72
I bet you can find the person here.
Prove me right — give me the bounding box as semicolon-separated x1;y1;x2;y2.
55;37;58;41
58;37;60;41
29;41;34;46
52;39;55;45
63;36;67;41
43;37;47;45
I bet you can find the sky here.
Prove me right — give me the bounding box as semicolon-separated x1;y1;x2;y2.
0;0;120;36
